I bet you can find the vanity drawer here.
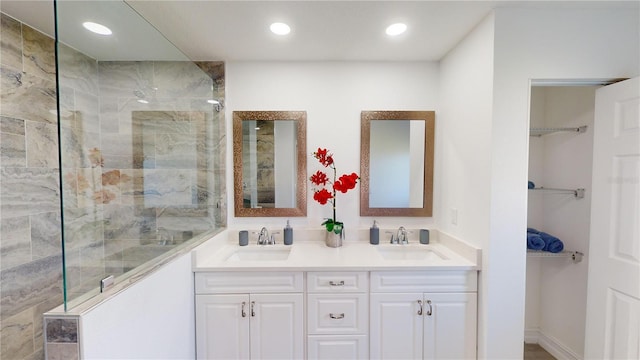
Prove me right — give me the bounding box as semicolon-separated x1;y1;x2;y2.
307;272;368;292
195;271;303;294
307;293;368;334
370;270;477;293
307;334;368;360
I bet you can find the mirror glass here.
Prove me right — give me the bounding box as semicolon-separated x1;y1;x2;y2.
233;111;307;217
361;111;435;216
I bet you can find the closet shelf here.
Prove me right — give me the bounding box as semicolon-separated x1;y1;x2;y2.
529;125;587;137
527;250;584;264
529;187;585;199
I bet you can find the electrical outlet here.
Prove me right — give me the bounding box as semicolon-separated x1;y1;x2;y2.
451;208;458;225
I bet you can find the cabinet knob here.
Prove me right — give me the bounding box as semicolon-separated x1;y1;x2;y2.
426;299;433;316
417;300;423;315
329;280;345;286
251;301;256;317
329;313;345;319
241;301;247;317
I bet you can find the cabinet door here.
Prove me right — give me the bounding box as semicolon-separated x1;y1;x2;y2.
249;293;304;360
370;293;423;359
196;294;250;360
423;292;477;360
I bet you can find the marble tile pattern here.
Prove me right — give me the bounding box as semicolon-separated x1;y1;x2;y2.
57;43;98;96
44;318;79;360
0;216;31;271
1;66;57;125
0;14;23;70
22;25;56;83
1;16;64;360
1;117;26;167
1;167;60;217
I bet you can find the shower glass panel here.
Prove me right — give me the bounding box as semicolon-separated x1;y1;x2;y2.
55;0;225;310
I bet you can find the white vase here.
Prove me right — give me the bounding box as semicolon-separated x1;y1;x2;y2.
325;228;344;248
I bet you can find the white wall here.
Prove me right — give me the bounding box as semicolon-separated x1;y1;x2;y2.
488;6;639;359
80;253;195;360
226;61;440;231
438;11;496;358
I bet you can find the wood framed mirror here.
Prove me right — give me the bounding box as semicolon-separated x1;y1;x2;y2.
360;110;435;217
233;111;307;217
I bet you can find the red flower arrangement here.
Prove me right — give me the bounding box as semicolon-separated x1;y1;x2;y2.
310;148;359;234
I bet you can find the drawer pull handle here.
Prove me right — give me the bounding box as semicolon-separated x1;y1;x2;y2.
329;280;345;286
329;313;345;319
251;301;256;317
241;301;247;317
417;300;423;316
426;300;433;316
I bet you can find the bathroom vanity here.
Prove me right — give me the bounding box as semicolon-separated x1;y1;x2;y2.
192;230;481;360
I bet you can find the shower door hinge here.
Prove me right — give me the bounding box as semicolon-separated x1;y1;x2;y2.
100;275;115;293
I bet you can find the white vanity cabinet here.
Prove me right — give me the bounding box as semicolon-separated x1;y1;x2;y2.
306;271;369;360
195;272;304;360
369;271;478;360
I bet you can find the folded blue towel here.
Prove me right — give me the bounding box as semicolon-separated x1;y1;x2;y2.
527;233;545;250
539;232;564;253
528;181;535;189
527;227;540;234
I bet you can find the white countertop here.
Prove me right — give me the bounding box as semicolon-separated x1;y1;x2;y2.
192;229;481;272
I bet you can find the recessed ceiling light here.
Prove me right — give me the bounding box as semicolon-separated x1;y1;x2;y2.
270;22;291;35
82;21;112;35
386;23;407;36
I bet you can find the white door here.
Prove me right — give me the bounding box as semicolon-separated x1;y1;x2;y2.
249;293;304;360
196;294;250;360
585;77;640;359
423;293;477;360
370;293;423;359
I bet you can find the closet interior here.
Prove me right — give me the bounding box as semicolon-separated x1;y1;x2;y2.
525;85;600;359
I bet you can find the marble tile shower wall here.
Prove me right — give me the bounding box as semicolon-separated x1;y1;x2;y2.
0;12;226;359
1;13;62;360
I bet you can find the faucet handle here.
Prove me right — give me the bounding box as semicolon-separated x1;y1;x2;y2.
269;231;280;245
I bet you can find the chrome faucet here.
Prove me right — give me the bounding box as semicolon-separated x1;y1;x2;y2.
257;227;276;245
390;226;409;245
397;226;409;244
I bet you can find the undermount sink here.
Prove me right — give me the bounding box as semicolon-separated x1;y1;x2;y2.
376;246;448;261
226;247;292;262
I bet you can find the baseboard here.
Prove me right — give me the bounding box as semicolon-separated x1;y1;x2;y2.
524;328;540;344
524;328;580;360
538;332;580;360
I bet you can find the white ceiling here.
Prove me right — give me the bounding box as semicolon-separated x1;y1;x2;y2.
125;0;500;61
1;1;638;62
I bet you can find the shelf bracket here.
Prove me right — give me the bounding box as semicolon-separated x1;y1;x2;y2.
571;251;584;264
